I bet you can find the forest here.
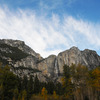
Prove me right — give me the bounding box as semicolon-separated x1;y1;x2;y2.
0;63;100;100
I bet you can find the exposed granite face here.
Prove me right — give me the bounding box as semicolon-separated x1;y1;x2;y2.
0;39;100;82
13;56;38;68
0;39;42;60
36;46;100;81
37;55;59;78
10;67;47;82
57;47;82;74
81;49;100;69
0;39;42;68
56;47;100;74
0;39;47;81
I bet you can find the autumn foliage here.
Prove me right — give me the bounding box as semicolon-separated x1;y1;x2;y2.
62;64;100;100
0;64;100;100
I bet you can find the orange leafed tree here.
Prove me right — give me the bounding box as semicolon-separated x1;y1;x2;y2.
41;87;47;100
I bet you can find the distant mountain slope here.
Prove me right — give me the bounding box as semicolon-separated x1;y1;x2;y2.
0;39;100;82
0;39;42;60
0;43;28;63
37;46;100;81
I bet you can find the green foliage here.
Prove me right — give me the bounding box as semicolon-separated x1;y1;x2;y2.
22;76;28;90
33;75;41;94
55;82;63;95
62;64;100;100
0;57;8;65
0;43;28;62
27;76;34;99
14;66;41;73
63;65;70;79
0;84;4;100
0;65;18;100
46;81;55;94
62;65;73;98
0;63;100;100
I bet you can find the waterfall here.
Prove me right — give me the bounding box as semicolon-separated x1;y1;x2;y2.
55;58;59;77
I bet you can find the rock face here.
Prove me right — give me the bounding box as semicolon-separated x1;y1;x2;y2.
0;39;42;60
37;55;59;78
0;39;100;82
0;39;44;81
57;47;100;74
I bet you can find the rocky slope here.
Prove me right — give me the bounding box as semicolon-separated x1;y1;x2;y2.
0;39;100;82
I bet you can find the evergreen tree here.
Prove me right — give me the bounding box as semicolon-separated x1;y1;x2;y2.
27;75;34;99
62;65;73;99
0;84;4;100
55;82;63;95
33;75;40;94
22;75;28;90
46;81;55;94
17;76;22;93
0;65;18;100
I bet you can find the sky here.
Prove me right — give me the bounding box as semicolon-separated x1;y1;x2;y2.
0;0;100;57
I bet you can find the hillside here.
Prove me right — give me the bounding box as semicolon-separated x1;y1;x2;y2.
0;39;100;82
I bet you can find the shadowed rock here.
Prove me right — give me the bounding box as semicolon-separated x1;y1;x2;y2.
0;39;100;82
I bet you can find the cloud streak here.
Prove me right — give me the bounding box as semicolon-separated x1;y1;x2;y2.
0;7;100;57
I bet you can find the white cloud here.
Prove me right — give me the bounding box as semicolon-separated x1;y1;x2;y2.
64;17;100;48
0;7;100;57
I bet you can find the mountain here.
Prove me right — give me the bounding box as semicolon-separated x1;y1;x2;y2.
0;39;100;82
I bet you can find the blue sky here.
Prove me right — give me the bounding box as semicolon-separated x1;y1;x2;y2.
0;0;100;57
0;0;100;21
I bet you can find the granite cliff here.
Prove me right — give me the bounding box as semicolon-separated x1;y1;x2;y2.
0;39;100;82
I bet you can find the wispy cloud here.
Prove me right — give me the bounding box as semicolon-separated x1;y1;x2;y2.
0;7;100;57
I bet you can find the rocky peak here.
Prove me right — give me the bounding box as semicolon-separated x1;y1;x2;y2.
57;46;81;74
69;46;79;50
0;39;100;82
83;49;98;55
0;39;42;60
81;49;100;69
0;39;25;47
57;47;100;73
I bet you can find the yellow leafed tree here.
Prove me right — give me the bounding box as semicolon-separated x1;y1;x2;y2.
91;67;100;91
53;91;58;100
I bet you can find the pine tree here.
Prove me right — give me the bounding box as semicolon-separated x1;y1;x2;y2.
22;75;28;90
33;75;40;94
46;81;55;94
62;65;73;99
27;75;34;99
1;66;18;100
0;84;4;100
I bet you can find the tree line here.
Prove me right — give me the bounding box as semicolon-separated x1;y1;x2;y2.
62;64;100;100
0;63;100;100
